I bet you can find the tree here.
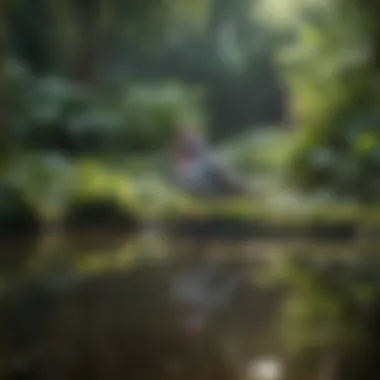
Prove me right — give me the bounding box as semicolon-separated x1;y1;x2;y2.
8;0;213;83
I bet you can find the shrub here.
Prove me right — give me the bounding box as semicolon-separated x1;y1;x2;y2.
0;183;40;237
62;195;139;232
5;66;205;155
276;13;380;200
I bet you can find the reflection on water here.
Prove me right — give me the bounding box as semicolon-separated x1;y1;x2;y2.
246;357;284;380
0;229;378;380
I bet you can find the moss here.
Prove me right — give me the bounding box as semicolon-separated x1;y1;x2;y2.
164;197;360;222
161;196;380;241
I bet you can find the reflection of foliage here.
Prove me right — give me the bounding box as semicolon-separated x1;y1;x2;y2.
275;255;376;364
74;244;140;275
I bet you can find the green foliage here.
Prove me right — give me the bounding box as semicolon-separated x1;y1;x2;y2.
121;83;205;152
1;153;141;227
63;158;139;229
0;183;40;237
287;107;380;199
3;62;205;155
275;3;380;200
74;159;135;202
7;0;214;80
3;54;207;155
62;195;138;231
223;127;295;173
3;152;77;220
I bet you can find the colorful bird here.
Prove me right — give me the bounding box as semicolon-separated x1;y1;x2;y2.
172;126;252;198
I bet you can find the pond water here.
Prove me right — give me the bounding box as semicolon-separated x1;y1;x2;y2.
0;229;377;380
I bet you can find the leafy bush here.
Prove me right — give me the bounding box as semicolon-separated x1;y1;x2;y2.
0;183;40;237
62;195;139;232
287;106;380;199
3;152;77;221
4;61;205;155
61;159;140;231
120;82;205;152
1;154;142;225
276;12;380;200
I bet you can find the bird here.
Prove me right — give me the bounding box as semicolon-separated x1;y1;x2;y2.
168;126;254;258
171;126;252;199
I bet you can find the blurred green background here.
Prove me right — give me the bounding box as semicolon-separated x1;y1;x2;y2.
2;0;380;235
1;1;380;380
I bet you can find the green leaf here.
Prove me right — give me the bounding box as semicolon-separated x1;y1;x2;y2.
354;132;377;154
299;24;323;47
